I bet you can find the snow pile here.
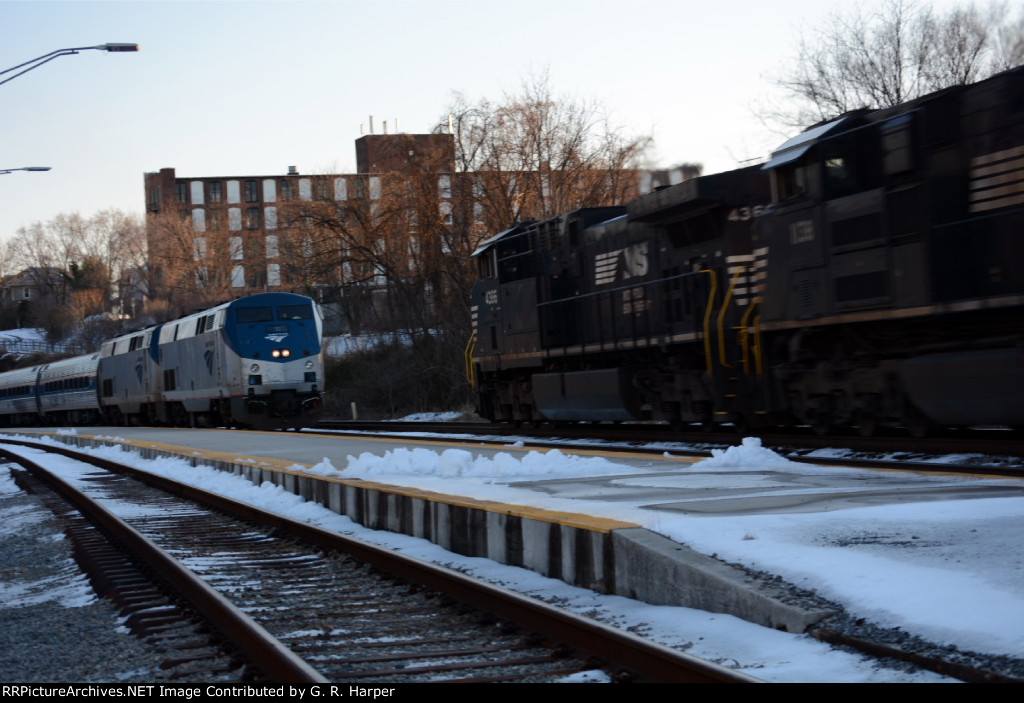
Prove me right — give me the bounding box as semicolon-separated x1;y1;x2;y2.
336;447;632;481
299;457;339;476
695;436;804;470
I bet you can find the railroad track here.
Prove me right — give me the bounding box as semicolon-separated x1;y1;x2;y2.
0;439;755;683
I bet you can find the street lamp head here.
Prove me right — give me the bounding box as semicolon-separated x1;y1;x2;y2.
0;166;52;175
96;43;139;52
0;42;139;86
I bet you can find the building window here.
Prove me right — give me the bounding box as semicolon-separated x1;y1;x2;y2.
208;181;222;203
231;265;245;288
265;235;279;258
244;180;259;203
228;207;241;231
369;176;381;200
267;263;281;287
408;237;419;271
192;208;206;232
438;174;451;199
351;178;365;199
265;206;277;230
315;177;331;200
190;181;204;205
193;237;206;261
227;180;241;204
176;183;188;204
147;186;161;211
263;179;276;202
208;209;222;230
245;207;261;230
280;179;293;201
229;236;243;260
299;178;312;201
334;177;347;200
440;200;453;226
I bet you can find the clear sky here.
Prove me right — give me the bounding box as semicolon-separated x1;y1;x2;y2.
0;0;961;241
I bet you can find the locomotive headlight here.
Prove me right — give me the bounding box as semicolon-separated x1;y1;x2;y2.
250;363;260;372
282;349;291;357
272;350;281;358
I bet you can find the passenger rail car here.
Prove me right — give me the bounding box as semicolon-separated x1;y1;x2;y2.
470;65;1024;435
0;292;324;429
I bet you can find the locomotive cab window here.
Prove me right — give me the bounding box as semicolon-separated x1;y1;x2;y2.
496;232;535;282
478;250;496;279
881;112;915;175
821;127;882;199
277;304;312;320
236;306;274;323
773;162;809;202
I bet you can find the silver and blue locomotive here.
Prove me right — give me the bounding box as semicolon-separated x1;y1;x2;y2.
0;292;324;429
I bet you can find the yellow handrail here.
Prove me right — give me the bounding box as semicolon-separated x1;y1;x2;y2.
716;266;745;369
464;331;477;389
699;269;717;377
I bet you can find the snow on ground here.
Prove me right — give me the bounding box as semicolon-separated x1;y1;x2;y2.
324;332;415;357
0;328;45;343
8;433;1023;682
0;471;97;608
299;436;1024;661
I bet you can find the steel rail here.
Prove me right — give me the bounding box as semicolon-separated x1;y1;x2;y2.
0;444;328;683
0;437;758;683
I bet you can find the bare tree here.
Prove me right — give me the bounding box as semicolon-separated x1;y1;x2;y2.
776;0;1024;128
146;209;240;316
88;208;148;306
2;209;144;341
444;72;652;228
273;79;653;414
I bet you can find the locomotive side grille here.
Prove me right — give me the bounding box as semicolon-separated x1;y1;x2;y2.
969;144;1024;213
594;250;620;285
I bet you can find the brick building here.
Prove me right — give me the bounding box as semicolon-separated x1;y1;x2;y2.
143;131;694;329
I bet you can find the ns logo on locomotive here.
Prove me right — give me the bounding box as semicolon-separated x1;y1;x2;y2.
0;292;324;429
469;65;1024;436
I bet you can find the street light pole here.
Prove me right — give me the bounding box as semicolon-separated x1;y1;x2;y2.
0;43;139;86
0;167;52;175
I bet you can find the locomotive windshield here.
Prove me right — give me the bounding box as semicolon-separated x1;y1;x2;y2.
235;306;274;323
277;304;313;320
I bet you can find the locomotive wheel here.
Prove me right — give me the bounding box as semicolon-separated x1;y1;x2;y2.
730;413;751;434
904;405;936;438
855;411;878;437
812;415;835;436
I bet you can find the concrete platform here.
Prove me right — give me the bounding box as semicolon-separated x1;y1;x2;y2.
18;428;837;633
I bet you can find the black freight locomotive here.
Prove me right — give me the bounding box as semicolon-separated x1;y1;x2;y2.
469;65;1024;435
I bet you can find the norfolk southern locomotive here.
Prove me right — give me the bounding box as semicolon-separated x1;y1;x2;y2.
0;292;324;429
469;65;1024;435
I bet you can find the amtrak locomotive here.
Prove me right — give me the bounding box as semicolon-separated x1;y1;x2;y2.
0;292;324;429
